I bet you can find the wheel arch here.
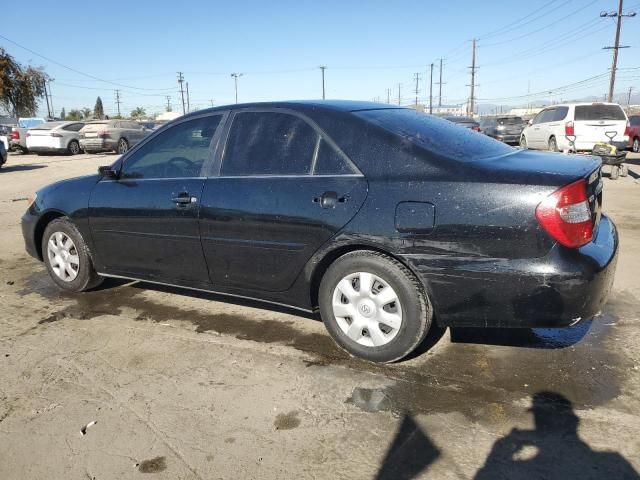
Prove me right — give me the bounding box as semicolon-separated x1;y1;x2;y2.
307;242;430;310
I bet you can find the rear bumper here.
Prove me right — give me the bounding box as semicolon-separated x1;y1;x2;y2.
402;215;618;328
491;134;521;144
26;146;67;153
80;138;118;152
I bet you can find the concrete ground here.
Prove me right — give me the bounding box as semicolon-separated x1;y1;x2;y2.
0;150;639;480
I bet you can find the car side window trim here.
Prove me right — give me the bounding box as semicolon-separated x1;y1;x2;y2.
212;107;362;178
114;111;229;180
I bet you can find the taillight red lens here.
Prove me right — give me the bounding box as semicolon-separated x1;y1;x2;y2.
565;121;575;137
536;179;593;248
472;126;481;132
624;121;630;137
11;131;19;140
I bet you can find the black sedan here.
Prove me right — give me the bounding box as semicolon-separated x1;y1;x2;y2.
21;101;617;362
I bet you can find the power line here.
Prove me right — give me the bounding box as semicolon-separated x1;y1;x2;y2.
477;0;565;40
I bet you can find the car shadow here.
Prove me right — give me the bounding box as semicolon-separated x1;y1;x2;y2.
0;164;47;173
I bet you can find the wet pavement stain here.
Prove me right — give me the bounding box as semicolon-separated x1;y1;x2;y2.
137;456;167;473
274;411;301;430
16;265;639;416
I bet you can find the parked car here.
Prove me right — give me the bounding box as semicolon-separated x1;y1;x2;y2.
0;140;6;168
79;120;148;154
628;115;640;153
0;125;11;152
444;116;481;131
10;117;46;153
22;101;617;363
25;121;84;155
520;103;630;152
479;116;525;145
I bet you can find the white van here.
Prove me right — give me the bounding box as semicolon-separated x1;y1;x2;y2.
520;103;630;153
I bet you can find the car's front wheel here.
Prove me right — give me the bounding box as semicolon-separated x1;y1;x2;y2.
68;140;81;155
548;136;558;152
42;218;103;292
520;135;527;149
116;138;128;155
318;251;432;363
633;137;639;153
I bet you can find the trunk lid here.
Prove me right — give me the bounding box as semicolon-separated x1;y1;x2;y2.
574;104;628;145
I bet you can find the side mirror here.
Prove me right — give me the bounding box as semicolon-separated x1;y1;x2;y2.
98;166;118;179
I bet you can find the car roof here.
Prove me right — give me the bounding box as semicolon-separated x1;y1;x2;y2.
543;102;622;108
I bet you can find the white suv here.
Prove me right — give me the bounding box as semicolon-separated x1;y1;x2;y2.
520;102;630;152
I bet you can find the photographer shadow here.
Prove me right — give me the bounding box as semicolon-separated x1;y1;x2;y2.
474;391;639;480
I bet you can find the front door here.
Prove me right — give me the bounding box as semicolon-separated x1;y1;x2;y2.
89;114;225;283
199;110;367;293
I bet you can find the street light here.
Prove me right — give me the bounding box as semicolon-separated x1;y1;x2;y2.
230;73;243;104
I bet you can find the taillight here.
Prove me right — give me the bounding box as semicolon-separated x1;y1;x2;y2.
536;179;593;248
11;131;19;140
565;121;575;137
472;125;481;132
624;121;630;137
50;132;63;138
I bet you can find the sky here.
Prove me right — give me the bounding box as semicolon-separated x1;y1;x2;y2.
2;0;640;118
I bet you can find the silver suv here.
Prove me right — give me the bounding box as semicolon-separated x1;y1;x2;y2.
79;120;148;154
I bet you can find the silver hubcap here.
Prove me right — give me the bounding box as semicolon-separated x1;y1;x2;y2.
634;139;639;152
70;142;79;154
332;272;403;347
119;140;127;153
47;232;79;282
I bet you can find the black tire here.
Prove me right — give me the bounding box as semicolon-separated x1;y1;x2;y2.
519;136;527;149
548;136;558;152
42;218;103;292
633;137;639;153
68;140;81;155
318;251;432;363
116;138;128;155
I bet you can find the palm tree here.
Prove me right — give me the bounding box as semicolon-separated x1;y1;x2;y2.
66;109;82;121
130;107;146;120
81;107;92;119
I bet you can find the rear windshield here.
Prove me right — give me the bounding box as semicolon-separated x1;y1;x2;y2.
356;108;513;162
31;121;65;130
574;104;626;121
18;118;45;128
82;122;110;130
497;117;523;125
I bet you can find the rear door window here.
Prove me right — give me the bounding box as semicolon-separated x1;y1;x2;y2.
313;139;356;175
538;109;556;123
221;111;317;176
574;104;626;121
552;107;568;122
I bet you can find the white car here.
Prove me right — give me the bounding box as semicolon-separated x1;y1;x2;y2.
25;121;84;155
520;102;630;153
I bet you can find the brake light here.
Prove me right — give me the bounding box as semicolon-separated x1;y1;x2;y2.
565;121;575;137
624;121;630;137
536;179;593;248
472;125;481;132
11;131;19;140
50;132;63;138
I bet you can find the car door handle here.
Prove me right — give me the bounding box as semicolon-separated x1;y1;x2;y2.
171;192;196;205
313;191;347;209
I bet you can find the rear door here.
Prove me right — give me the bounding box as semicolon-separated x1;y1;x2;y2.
574;104;628;147
199;109;367;293
89;113;225;283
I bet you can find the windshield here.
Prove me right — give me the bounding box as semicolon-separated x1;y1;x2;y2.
574;104;626;121
31;121;66;130
357;108;513;162
497;117;523;125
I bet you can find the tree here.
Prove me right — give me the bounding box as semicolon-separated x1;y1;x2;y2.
81;107;92;119
66;109;82;121
130;107;146;120
94;96;104;119
60;108;66;120
0;48;48;117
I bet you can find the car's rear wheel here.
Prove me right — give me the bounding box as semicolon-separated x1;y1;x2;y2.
116;138;128;155
42;218;103;292
519;136;527;149
633;137;639;153
318;251;432;363
68;140;81;155
548;137;558;152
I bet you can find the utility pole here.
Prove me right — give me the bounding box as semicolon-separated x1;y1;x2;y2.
230;73;243;104
429;63;434;114
47;80;54;118
319;66;327;99
467;39;477;117
186;82;190;113
209;99;215;107
115;90;121;117
413;73;421;107
165;96;171;111
627;87;634;110
177;72;186;114
43;79;51;118
437;58;444;107
601;1;637;102
386;89;391;104
397;83;402;105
